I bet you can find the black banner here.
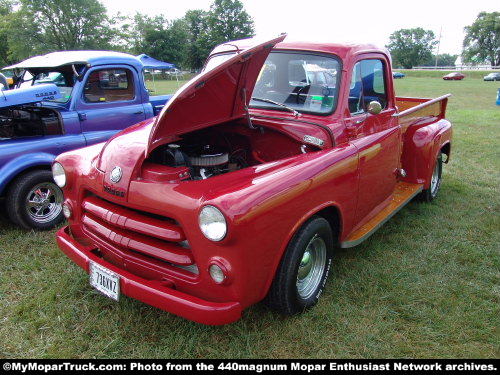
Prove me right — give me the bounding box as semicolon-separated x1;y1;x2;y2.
0;359;498;374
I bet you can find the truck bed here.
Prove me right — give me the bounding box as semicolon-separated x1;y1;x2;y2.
395;94;451;130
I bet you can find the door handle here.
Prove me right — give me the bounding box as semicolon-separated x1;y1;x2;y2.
346;125;359;137
346;115;367;137
78;113;87;121
354;114;367;124
133;110;144;115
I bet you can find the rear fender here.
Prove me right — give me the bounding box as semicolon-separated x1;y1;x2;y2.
401;119;452;188
0;152;56;195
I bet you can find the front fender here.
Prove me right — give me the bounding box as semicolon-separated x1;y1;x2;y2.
0;152;56;195
207;145;358;305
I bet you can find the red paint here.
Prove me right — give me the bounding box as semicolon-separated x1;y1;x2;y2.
443;72;465;80
55;36;452;325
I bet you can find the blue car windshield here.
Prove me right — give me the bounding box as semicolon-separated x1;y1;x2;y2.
19;70;74;103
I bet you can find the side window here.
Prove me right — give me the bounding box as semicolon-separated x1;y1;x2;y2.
360;59;387;109
83;69;135;103
349;63;363;114
349;59;388;115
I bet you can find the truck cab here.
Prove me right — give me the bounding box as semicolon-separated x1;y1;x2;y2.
0;51;172;229
54;35;452;325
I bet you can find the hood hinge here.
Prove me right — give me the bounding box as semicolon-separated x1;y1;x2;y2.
241;87;257;130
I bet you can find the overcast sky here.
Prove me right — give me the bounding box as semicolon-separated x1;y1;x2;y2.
102;0;499;55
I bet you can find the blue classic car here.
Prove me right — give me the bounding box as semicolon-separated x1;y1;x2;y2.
1;51;173;229
392;71;405;79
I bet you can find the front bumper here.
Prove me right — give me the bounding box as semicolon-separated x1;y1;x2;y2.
56;226;242;325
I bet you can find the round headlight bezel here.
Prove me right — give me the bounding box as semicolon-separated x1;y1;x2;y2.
52;162;66;188
62;201;72;219
199;205;227;242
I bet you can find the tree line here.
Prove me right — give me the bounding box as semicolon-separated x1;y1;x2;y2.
0;1;498;70
0;0;255;70
387;12;499;69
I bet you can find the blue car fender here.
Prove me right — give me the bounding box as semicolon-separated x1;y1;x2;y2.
0;152;57;196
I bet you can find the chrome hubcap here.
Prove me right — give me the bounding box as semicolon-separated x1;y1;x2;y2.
430;160;440;195
26;182;63;224
296;235;327;299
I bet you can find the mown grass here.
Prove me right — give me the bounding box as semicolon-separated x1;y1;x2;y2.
0;74;499;359
145;77;191;96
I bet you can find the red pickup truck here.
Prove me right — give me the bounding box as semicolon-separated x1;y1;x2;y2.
54;35;452;325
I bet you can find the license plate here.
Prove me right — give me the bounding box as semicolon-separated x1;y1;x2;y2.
89;261;120;301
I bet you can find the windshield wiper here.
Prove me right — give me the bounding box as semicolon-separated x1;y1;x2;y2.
251;97;301;118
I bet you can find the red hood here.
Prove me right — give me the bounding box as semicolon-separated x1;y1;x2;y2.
147;34;286;154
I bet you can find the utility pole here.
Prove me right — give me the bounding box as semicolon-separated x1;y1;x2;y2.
435;27;442;68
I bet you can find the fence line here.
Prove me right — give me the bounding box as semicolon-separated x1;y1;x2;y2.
412;66;500;71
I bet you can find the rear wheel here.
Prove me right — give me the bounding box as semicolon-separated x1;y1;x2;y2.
419;154;443;202
265;216;334;315
6;170;64;230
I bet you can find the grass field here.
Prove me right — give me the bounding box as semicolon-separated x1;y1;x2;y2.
397;69;498;80
145;77;191;96
0;73;499;359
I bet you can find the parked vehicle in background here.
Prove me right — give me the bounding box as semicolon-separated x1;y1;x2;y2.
392;71;405;79
54;35;452;325
167;68;183;77
0;51;173;230
443;72;465;80
33;72;67;86
483;72;500;81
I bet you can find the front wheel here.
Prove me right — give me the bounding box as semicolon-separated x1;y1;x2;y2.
6;170;64;230
265;216;334;315
419;154;443;202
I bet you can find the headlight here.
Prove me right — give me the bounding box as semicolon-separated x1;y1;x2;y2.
52;162;66;188
199;205;227;241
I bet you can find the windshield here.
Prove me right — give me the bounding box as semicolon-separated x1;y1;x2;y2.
18;69;75;103
252;52;340;115
204;51;341;115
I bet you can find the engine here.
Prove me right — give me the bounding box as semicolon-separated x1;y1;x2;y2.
144;124;309;182
155;139;247;180
0;106;62;139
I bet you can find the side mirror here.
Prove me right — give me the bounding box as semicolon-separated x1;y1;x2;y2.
367;101;382;115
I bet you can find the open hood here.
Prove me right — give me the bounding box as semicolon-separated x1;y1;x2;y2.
0;84;61;109
147;34;286;154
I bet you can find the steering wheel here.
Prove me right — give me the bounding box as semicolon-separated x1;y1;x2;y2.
295;84;310;104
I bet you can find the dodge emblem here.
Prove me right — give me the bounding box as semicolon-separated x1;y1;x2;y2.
110;166;122;183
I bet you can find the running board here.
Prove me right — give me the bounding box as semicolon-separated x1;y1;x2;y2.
341;182;423;248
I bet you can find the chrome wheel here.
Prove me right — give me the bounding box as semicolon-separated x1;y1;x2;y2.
430;158;441;196
26;182;63;224
296;235;327;299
